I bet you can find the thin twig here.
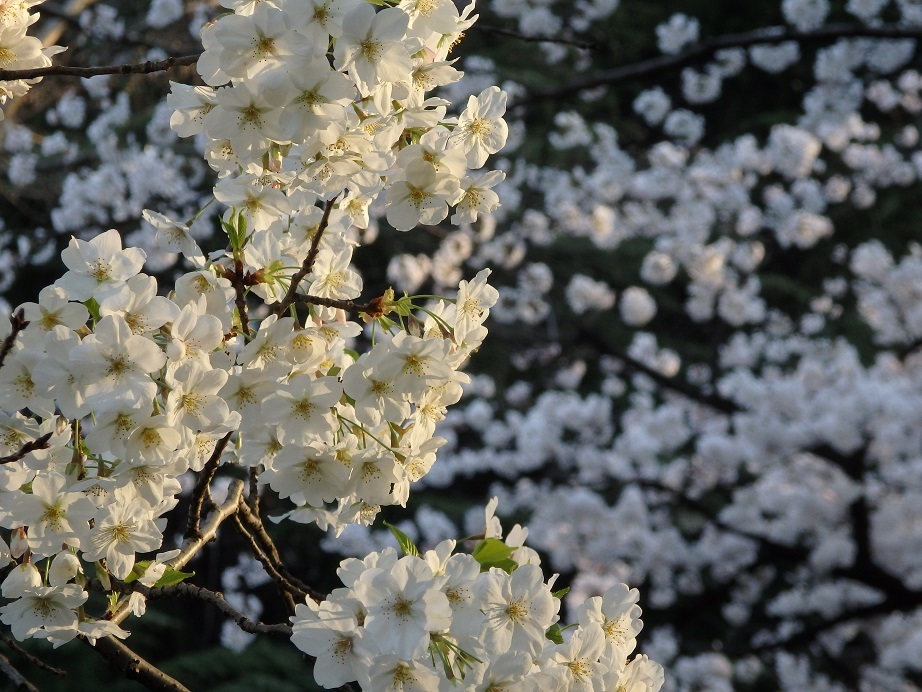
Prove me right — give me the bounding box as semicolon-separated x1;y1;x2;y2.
0;432;54;466
94;579;292;637
231;515;300;613
236;496;323;600
0;54;200;81
272;198;338;318
185;432;232;539
513;23;922;109
0;630;67;678
474;23;596;50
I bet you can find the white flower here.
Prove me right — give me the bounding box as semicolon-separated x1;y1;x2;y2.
477;564;560;656
55;229;146;302
451;170;504;225
83;486;163;580
353;555;451;659
448;86;509;169
68;315;165;412
620;286;657;327
7;473;95;557
386;160;462;232
291;594;367;688
0;584;86;641
333;5;412;96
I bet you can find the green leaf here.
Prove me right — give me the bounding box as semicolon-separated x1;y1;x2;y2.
95;561;111;591
124;560;152;584
552;587;570;599
384;521;419;557
472;538;517;573
154;567;195;587
84;297;101;322
545;623;564;645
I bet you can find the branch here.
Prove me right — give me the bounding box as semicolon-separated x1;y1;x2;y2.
0;630;66;678
231;516;298;613
226;258;252;340
109;480;245;627
514;23;922;108
474;23;596;50
185;432;232;539
0;54;200;81
92;637;190;692
610;345;740;414
96;580;292;637
272;198;338;318
0;432;53;465
171;478;244;573
0;652;39;692
293;294;379;314
0;310;28;372
235;496;324;600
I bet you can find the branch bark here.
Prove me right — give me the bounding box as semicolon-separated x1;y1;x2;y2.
185;432;233;539
272;198;338;318
92;637;190;692
0;54;199;81
108;480;245;627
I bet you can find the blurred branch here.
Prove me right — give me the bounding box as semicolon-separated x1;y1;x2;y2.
0;54;199;81
514;23;922;108
474;24;597;50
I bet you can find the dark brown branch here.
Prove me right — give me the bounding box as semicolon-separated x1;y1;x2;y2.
231;515;299;613
95;580;292;637
92;637;190;692
247;466;260;514
514;23;922;109
226;258;252;340
0;432;53;465
0;652;39;692
0;54;200;81
272;198;338;318
293;294;378;314
0;630;66;678
0;310;28;372
109;480;245;627
236;496;324;600
185;432;233;539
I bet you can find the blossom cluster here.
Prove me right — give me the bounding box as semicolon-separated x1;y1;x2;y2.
292;501;664;690
0;0;62;119
0;0;516;653
0;1;672;687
